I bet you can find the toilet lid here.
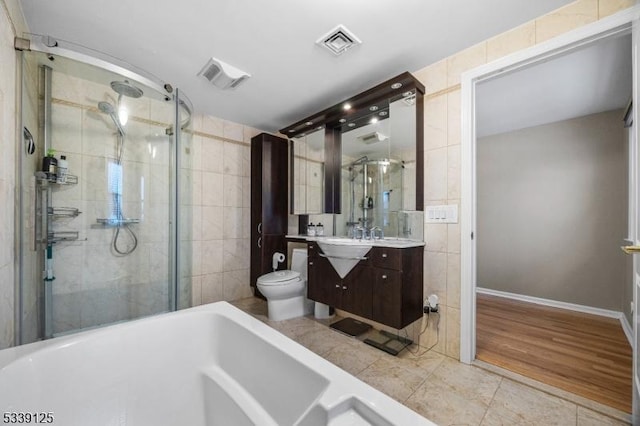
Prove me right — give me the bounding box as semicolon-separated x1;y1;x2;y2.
258;270;301;285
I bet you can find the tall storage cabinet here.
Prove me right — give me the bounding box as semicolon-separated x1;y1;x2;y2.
250;133;289;296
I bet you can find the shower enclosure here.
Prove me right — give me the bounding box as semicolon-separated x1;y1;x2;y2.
15;37;193;344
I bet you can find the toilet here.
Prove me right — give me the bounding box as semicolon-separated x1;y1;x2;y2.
257;248;313;321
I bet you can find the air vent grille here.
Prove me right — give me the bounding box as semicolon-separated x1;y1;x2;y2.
316;25;362;56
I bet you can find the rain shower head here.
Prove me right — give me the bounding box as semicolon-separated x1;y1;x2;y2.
111;80;143;98
98;101;125;136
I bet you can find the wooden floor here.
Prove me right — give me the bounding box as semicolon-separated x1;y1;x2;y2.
476;293;632;413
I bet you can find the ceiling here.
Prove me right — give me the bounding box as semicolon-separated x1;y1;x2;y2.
477;33;632;138
19;0;574;132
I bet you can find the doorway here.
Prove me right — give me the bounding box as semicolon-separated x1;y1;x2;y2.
460;6;640;420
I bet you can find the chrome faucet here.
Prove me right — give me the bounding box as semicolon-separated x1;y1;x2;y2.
369;226;384;240
353;225;366;240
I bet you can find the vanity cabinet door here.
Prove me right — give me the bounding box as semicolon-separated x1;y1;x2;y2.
372;269;403;328
307;249;341;307
371;247;402;270
340;265;373;319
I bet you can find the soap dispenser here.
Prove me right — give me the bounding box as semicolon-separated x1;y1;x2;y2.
307;223;316;236
316;223;324;236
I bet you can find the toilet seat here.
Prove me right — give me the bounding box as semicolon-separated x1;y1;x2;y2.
257;270;301;286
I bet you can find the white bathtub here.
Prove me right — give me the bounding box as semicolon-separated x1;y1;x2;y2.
0;302;434;426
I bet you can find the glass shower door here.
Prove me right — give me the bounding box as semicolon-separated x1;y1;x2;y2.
17;48;190;342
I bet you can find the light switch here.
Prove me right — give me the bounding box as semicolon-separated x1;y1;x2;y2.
425;204;458;224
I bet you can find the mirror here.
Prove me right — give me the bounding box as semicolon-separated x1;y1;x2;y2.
283;72;424;238
334;90;419;238
291;127;325;214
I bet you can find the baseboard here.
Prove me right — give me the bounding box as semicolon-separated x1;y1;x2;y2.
477;287;634;347
476;287;623;318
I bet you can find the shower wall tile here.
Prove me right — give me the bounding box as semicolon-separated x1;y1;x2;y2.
0;263;13;350
201;240;223;274
191;276;202;306
189;135;203;171
51;103;83;154
223;238;249;271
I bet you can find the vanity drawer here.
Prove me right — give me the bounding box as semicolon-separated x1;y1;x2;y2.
371;247;402;270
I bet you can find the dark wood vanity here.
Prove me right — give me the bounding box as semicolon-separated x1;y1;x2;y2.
307;242;423;329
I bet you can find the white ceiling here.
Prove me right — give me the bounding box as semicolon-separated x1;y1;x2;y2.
477;33;632;138
19;0;574;132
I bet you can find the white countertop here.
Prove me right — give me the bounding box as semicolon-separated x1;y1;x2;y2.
286;235;425;248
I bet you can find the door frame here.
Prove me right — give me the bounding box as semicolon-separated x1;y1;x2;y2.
460;6;640;364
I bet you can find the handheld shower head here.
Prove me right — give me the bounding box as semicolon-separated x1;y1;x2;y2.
98;101;125;136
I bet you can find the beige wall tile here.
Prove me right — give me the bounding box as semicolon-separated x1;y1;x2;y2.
201;172;223;206
425;223;448;252
201;137;223;173
536;0;598;43
447;43;487;87
223;120;244;141
202;206;223;240
200;115;224;137
222;207;243;239
201;240;223;274
223;174;243;207
447;144;461;200
424;95;448;151
223;269;252;301
425;147;448;201
191;276;202;306
424;251;448;307
599;0;636;19
445;307;460;358
487;22;536;62
447;90;461;146
414;59;448;96
201;273;224;304
447;254;461;309
448;223;461;254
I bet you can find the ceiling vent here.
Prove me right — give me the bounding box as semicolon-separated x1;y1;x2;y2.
316;25;362;56
198;57;251;90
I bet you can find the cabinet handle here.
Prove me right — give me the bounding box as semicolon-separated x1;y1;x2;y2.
309;261;313;265
382;274;387;279
335;284;340;288
309;245;314;249
342;286;347;290
257;237;262;248
257;222;262;234
382;253;388;258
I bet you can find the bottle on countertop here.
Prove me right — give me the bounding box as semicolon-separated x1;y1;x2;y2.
367;196;374;208
42;149;57;182
316;223;324;236
307;223;316;236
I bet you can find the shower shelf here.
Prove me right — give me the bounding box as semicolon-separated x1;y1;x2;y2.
96;218;141;227
36;173;78;186
48;207;81;218
47;231;80;243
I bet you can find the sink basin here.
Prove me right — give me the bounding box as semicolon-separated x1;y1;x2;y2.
316;240;372;279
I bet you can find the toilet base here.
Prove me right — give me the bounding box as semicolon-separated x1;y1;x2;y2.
266;296;314;321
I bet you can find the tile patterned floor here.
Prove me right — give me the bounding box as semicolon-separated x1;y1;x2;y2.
230;298;630;425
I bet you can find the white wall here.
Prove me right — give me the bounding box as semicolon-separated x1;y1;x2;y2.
477;110;628;312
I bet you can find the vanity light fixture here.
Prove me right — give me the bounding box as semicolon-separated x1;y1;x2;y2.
316;24;362;56
339;118;347;123
348;123;356;127
369;106;378;111
370;118;378;124
391;82;402;89
379;111;388;116
305;121;314;126
343;103;352;111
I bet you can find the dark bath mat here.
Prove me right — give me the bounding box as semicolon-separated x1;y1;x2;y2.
329;317;372;337
364;330;413;356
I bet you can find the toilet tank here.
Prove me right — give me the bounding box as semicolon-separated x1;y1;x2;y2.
290;248;308;280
